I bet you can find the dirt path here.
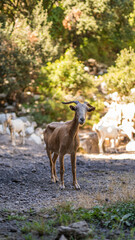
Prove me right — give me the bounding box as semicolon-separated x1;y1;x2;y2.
0;134;135;213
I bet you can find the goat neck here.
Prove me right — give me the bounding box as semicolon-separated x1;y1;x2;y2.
69;113;80;138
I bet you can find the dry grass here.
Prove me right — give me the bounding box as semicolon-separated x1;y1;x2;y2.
75;172;135;209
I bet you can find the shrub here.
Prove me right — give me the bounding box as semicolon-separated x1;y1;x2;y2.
31;48;96;124
0;30;34;102
104;47;135;96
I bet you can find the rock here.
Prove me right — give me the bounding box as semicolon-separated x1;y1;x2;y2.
29;133;42;144
33;94;40;100
25;126;34;135
35;127;44;140
32;121;37;128
56;221;93;240
25;122;37;135
5;105;15;112
59;235;68;240
19;116;30;123
0;93;7;99
10;227;17;232
126;141;135;152
0;124;3;133
84;66;89;72
6;127;10;135
79;132;99;153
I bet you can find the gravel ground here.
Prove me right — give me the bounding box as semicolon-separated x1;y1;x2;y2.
0;134;135;239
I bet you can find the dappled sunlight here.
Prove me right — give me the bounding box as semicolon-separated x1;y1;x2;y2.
78;152;135;161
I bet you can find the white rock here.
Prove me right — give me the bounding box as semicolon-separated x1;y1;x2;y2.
35;128;44;140
19;116;29;122
35;127;43;136
25;121;37;135
0;124;3;133
0;113;6;124
29;133;42;144
6;127;10;135
84;66;89;72
25;121;31;127
32;121;37;128
25;126;34;135
126;141;135;152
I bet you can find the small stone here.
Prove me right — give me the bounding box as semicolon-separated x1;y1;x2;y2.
59;235;68;240
10;227;17;232
0;217;4;222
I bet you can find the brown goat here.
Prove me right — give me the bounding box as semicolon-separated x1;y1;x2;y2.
44;101;95;189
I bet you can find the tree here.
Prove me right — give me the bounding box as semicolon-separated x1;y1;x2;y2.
31;48;95;124
0;2;59;103
103;47;135;96
0;30;34;103
57;0;134;63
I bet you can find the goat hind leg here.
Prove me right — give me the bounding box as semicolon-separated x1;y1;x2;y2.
52;153;59;182
46;149;55;182
22;130;25;145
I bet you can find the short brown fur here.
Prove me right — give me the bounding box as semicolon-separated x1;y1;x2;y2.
44;101;95;189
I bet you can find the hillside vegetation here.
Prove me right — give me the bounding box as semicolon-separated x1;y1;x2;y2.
0;0;135;124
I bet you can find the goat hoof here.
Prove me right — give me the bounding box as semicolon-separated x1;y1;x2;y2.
60;184;65;190
55;177;59;183
74;183;80;190
51;176;56;183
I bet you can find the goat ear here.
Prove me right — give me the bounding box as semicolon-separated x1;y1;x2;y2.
87;106;95;112
70;105;76;111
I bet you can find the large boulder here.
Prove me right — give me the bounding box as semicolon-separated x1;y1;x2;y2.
29;133;42;145
79;131;99;153
126;141;135;152
56;221;93;240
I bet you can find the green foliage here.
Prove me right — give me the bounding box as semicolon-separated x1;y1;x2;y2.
60;0;134;63
104;202;135;228
1;0;135;125
104;47;135;96
38;48;94;96
0;2;59;103
8;214;27;221
0;30;34;101
53;201;135;230
21;201;135;239
10;2;58;64
48;6;65;39
31;48;95;124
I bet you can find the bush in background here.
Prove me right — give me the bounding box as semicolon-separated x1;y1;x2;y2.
104;47;135;97
29;48;98;125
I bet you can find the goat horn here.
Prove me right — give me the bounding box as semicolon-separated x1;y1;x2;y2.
84;101;93;107
62;101;79;105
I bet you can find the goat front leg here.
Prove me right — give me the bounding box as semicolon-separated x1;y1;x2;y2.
3;122;7;134
11;130;16;146
99;138;104;153
22;130;25;145
71;153;80;190
59;153;65;189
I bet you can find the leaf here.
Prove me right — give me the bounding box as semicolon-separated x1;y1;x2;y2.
120;213;132;222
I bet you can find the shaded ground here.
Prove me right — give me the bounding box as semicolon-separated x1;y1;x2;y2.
0;134;135;239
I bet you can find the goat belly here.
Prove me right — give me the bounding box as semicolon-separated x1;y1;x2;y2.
61;141;79;154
